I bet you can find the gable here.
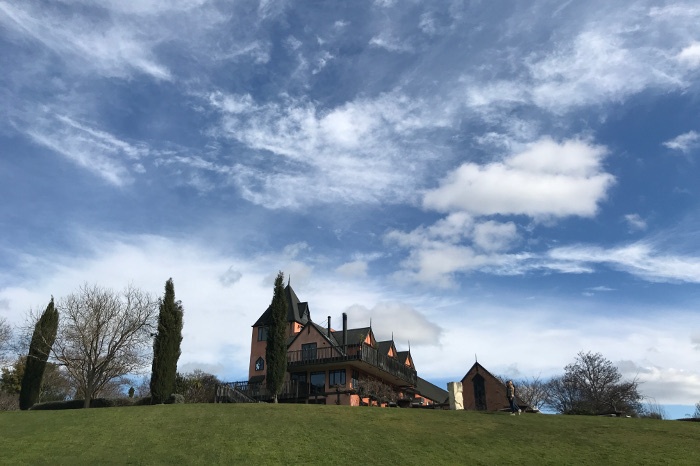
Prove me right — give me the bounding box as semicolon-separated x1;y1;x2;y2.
287;321;343;356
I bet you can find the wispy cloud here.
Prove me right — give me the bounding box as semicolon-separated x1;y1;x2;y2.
204;90;451;209
624;214;648;232
663;131;700;153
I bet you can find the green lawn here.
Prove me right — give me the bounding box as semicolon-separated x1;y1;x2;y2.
1;404;698;465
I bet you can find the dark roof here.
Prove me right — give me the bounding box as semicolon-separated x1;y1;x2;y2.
396;351;411;365
253;284;311;327
339;327;371;346
376;340;396;356
460;361;501;385
415;377;449;404
309;321;340;347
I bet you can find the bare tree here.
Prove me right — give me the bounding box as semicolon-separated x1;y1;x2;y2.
52;284;157;408
0;317;12;366
545;351;642;415
514;375;548;411
694;401;700;419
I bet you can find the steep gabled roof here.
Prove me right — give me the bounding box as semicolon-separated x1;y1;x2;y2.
376;340;397;357
415;377;449;404
460;361;501;385
286;320;343;352
339;327;373;346
252;284;311;327
397;350;414;368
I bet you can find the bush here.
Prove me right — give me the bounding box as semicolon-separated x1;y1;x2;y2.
0;391;19;411
30;398;139;410
166;394;185;404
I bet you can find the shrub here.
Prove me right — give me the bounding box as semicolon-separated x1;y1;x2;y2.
166;394;185;404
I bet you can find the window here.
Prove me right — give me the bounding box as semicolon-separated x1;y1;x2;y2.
473;374;486;411
254;357;264;371
257;327;268;341
302;343;317;360
291;372;308;395
310;371;325;395
329;369;346;387
351;370;359;389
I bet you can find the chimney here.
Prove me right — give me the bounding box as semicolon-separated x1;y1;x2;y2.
342;312;348;349
327;316;331;338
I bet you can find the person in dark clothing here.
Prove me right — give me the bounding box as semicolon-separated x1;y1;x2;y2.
506;380;521;415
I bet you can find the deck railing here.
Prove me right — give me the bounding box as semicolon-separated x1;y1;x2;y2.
287;343;417;385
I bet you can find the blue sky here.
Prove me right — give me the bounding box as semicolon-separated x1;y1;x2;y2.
1;0;700;416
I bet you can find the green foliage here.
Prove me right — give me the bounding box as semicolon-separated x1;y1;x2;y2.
1;405;699;464
1;358;24;394
19;298;59;410
2;357;70;403
166;394;185;404
265;271;287;402
29;398;139;410
174;370;221;403
150;278;184;404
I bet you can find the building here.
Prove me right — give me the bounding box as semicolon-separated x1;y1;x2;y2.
222;283;446;406
460;361;522;411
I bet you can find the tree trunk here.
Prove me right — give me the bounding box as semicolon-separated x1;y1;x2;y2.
83;396;91;409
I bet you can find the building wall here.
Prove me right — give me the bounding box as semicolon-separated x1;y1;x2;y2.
460;364;509;411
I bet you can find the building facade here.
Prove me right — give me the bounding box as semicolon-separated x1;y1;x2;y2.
224;284;446;406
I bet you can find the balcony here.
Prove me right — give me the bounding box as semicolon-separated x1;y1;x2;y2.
287;343;417;386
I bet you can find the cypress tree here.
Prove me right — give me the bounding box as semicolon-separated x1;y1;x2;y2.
19;297;59;410
150;278;184;404
265;271;287;403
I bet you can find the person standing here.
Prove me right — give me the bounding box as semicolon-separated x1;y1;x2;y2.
506;380;521;415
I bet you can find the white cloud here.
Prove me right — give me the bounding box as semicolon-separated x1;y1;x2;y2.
205;91;450;209
336;260;368;278
424;137;614;219
0;2;172;80
549;243;700;284
472;221;518;252
219;267;242;287
22;111;151;186
624;214;647;232
677;42;700;69
663;131;700;153
344;302;442;346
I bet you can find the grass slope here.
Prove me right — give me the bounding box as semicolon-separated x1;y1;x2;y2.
1;404;699;465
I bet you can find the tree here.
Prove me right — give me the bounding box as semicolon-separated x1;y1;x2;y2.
265;271;287;403
0;317;12;366
19;298;59;410
545;351;642;415
2;356;72;403
174;370;221;403
513;375;548;411
694;401;700;419
52;284;157;408
150;278;184;404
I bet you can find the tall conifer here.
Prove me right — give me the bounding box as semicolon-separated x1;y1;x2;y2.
150;278;184;404
19;298;59;410
265;271;287;403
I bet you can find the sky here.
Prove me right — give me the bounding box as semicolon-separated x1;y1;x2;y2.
1;0;699;418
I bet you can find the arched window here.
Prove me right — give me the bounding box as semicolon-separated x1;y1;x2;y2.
255;357;264;371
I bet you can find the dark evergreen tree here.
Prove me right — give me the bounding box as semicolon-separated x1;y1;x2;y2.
265;271;287;403
19;298;59;410
150;278;184;404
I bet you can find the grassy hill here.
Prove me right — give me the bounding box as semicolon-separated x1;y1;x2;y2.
1;404;699;464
